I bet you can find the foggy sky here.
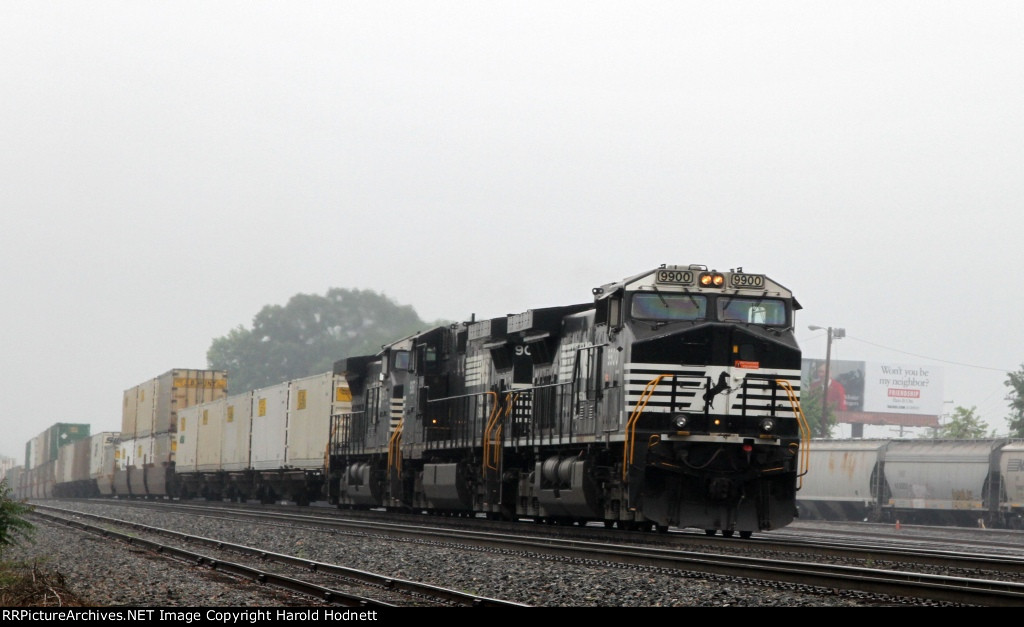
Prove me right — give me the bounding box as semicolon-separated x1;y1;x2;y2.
2;1;1022;459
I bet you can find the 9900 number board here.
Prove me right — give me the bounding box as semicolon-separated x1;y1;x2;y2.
655;269;695;285
656;269;766;289
729;273;765;288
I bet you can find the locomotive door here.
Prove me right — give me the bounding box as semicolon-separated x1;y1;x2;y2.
573;346;603;436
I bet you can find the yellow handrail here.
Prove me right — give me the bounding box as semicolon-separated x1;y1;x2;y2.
481;391;501;473
622;374;670;481
774;378;811;489
487;393;518;470
387;418;404;474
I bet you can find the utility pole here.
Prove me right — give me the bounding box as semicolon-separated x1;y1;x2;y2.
808;325;845;437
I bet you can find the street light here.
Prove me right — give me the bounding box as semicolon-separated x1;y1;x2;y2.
808;325;845;437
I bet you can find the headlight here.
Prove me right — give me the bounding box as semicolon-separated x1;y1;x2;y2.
699;272;725;287
672;414;689;429
759;417;776;433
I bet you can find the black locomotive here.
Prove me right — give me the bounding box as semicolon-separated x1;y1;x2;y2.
330;264;807;536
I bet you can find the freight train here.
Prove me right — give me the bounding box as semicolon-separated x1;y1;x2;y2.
5;264;810;537
797;438;1024;529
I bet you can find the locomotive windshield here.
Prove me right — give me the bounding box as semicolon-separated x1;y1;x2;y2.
718;297;787;326
630;292;788;326
631;293;707;321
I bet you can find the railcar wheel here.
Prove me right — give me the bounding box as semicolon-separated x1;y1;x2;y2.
740;531;752;539
704;529;717;536
721;530;734;538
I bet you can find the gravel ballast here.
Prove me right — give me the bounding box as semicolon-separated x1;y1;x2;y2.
4;502;909;608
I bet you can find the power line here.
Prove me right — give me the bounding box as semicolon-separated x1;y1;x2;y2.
843;335;1011;373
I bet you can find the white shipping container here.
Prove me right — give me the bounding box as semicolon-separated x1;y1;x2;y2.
196;397;226;472
153;369;229;435
29;433;46;470
145;432;175;496
113;438;132;496
175;405;203;474
135;378;158;438
127;436;153;495
122;388;138;439
56;441;77;485
124;369;229;439
116;438;133;471
90;432;117;496
250;382;289;470
285;372;342;469
221;392;253;472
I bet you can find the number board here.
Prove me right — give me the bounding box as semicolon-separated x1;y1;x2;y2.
729;274;765;289
655;269;695;285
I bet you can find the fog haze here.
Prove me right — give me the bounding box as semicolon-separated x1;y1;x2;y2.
2;1;1021;458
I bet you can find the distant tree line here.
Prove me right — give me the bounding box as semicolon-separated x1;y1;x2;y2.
207;288;450;395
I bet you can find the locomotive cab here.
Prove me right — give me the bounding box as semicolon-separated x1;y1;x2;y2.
599;265;806;535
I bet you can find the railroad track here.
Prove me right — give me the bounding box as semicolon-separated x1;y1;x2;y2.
36;500;1024;606
29;505;527;608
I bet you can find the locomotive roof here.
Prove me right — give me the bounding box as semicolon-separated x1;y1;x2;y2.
593;264;802;310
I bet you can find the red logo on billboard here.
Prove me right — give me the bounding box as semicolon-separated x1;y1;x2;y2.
888;388;920;399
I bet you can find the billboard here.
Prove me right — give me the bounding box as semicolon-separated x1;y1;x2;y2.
862;362;944;415
801;359;943;426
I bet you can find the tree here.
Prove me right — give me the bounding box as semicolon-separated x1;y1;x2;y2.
800;385;836;439
0;479;33;556
1006;364;1024;438
207;288;446;394
934;406;991;439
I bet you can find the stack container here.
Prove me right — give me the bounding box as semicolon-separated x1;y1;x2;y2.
114;438;131;495
127;436;152;495
24;423;91;470
222;392;253;472
133;378;158;438
250;381;290;471
90;432;117;496
196;398;226;472
121;388;139;442
286;372;344;469
4;466;25;500
117;368;228;497
175;399;228;498
222;391;254;500
121;369;228;440
175;404;202;475
145;432;176;496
